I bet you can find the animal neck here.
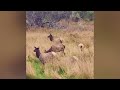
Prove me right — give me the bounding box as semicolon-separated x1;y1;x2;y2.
36;50;41;58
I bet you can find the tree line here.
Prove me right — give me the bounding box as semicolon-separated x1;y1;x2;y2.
26;11;94;29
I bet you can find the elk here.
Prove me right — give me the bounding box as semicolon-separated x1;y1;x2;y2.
34;47;57;65
44;43;65;55
47;33;63;43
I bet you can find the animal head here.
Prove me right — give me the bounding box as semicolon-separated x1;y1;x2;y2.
48;33;53;41
78;43;84;51
34;47;41;58
34;47;40;52
78;43;84;48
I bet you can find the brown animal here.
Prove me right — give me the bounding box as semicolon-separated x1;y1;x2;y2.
48;34;63;43
44;43;65;55
34;47;57;65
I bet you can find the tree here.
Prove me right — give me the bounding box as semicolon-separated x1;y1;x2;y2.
70;11;80;22
26;11;94;29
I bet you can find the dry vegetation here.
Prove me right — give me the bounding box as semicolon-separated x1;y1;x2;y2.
26;21;94;79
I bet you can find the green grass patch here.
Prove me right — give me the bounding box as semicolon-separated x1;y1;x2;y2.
27;56;48;79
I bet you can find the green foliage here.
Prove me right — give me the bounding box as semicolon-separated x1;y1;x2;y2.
70;11;80;19
33;60;46;79
79;11;94;21
27;56;47;79
58;67;66;75
27;56;55;79
70;11;94;21
26;11;94;28
27;52;93;79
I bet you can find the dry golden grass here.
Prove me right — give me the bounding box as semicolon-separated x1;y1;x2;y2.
26;21;94;79
26;62;35;76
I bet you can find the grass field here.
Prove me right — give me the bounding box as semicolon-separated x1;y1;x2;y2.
26;21;94;79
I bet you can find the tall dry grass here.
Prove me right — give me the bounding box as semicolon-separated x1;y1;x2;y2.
26;21;94;79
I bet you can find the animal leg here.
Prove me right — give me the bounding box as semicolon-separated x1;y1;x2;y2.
45;47;52;53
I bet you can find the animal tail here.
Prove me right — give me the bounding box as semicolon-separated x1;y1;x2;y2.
60;40;63;43
63;45;65;49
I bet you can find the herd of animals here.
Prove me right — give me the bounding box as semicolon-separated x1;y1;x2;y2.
34;33;84;65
